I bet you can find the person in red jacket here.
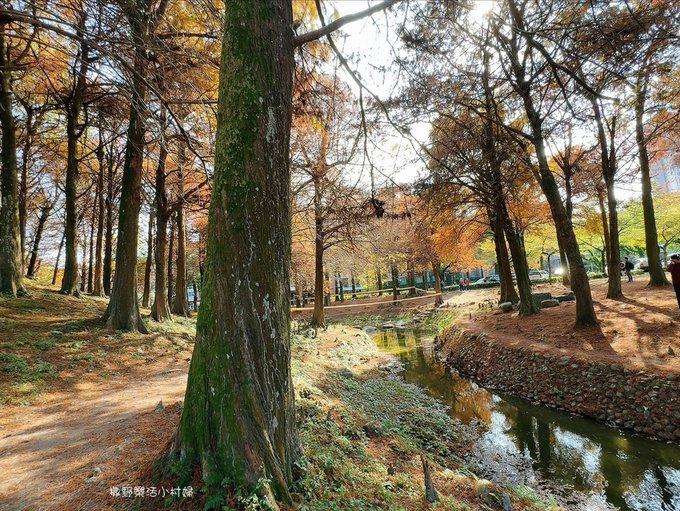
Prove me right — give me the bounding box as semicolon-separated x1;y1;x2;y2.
667;254;680;309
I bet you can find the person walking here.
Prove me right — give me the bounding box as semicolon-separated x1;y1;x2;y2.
458;277;465;291
624;257;634;282
667;254;680;309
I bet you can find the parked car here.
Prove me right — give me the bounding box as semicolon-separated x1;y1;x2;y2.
470;274;500;286
636;257;649;272
528;270;549;281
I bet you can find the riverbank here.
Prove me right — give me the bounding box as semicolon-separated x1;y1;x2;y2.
436;278;680;443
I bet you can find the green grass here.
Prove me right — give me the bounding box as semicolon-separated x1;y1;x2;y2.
0;352;57;382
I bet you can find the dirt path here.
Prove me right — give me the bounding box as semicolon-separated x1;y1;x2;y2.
0;357;190;511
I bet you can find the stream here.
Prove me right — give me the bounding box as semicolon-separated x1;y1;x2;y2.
372;327;680;511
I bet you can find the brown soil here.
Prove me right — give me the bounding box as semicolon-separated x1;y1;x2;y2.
459;277;680;374
0;285;194;511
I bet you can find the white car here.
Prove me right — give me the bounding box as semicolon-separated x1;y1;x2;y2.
528;270;549;281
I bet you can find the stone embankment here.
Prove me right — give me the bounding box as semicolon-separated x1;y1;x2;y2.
436;326;680;443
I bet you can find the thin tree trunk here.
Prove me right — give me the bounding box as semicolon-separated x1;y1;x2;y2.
391;262;399;303
591;97;622;298
52;231;65;286
92;133;105;296
26;201;53;278
192;281;198;311
636;84;668;286
0;29;27;296
142;199;154;308
172;202;190;316
597;186;611;277
311;213;325;327
431;259;444;307
19;105;32;269
60;27;89;296
376;267;382;296
491;211;519;304
87;196;95;293
174;2;298;503
80;234;87;293
150;108;172;322
103;152;114;296
167;215;175;305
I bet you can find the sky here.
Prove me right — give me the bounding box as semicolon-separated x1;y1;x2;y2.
328;0;644;201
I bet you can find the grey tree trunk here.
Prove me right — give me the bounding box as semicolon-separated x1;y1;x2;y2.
174;0;298;503
0;29;27;297
431;259;444;307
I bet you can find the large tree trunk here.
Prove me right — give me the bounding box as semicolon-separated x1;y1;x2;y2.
92;135;105;296
635;85;668;286
142;200;154;308
102;9;150;333
174;1;298;503
26;201;53;278
0;29;27;297
151;134;172;322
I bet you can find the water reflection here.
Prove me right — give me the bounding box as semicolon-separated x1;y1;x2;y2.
373;328;680;511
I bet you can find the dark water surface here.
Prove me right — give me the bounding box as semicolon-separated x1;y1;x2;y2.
372;328;680;511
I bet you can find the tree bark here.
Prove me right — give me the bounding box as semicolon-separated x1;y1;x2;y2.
635;84;668;286
174;1;298;503
26;201;53;278
92;133;105;296
0;29;27;296
171;201;190;316
491;211;519;304
505;0;598;326
391;262;399;303
376;267;382;296
167;214;175;305
103;151;115;296
431;259;444;307
102;6;151;333
142;199;154;308
311;213;325;327
87;195;95;293
18;104;33;268
151;134;172;322
52;231;65;286
60;26;89;296
591;97;622;298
